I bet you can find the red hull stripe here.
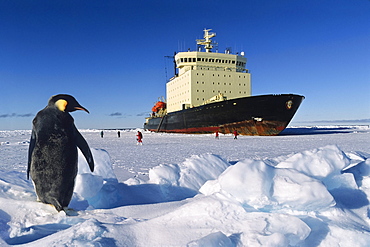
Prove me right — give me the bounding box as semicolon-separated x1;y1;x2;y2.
148;126;219;134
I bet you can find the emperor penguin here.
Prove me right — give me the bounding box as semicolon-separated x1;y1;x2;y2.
27;94;94;212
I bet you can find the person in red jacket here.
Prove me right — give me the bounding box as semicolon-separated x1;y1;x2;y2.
233;130;238;139
136;131;143;145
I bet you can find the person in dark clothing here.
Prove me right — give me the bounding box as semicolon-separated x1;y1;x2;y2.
117;130;121;138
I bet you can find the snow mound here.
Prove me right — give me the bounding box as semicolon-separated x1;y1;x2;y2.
0;171;35;201
187;231;234;247
276;145;351;186
200;156;336;211
74;148;116;201
149;153;230;191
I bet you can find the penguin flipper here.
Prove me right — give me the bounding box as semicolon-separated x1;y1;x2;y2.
75;126;94;172
27;129;36;180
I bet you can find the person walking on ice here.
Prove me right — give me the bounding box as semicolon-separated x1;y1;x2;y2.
136;131;143;145
233;130;238;139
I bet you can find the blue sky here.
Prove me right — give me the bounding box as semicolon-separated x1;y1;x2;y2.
1;0;369;130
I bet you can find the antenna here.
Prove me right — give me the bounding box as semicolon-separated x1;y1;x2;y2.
196;29;218;52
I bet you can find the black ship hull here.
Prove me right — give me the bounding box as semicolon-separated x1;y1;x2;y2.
144;94;304;136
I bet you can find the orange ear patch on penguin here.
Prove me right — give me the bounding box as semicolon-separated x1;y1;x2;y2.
55;99;68;112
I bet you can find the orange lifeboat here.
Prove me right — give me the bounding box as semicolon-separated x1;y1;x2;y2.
152;101;166;113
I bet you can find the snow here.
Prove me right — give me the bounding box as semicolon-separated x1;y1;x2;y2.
0;126;369;246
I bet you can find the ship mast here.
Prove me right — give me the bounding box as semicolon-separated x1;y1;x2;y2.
196;29;217;52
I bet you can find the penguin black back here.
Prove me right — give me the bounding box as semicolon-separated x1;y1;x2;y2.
28;94;94;212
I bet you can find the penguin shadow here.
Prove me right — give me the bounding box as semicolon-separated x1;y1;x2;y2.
3;222;70;245
0;208;67;245
3;223;116;246
0;200;115;245
0;208;116;246
0;208;68;245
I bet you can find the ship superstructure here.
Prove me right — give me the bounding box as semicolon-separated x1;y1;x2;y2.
166;29;251;113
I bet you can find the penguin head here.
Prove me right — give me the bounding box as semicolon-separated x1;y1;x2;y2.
48;94;90;113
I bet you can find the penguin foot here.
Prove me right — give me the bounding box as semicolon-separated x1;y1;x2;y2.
63;207;78;216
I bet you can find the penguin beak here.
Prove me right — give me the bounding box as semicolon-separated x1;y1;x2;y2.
74;106;90;114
